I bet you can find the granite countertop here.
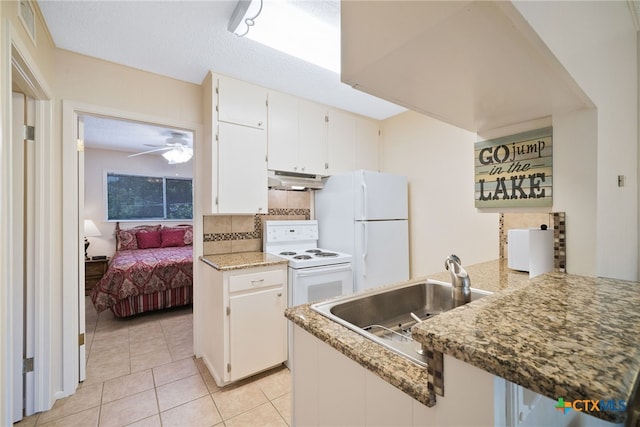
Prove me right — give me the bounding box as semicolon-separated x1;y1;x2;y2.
200;252;288;271
286;259;640;423
413;271;640;423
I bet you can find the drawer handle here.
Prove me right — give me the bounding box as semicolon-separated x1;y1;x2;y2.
251;279;264;286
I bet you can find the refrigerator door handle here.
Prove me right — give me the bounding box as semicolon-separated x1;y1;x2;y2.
361;180;367;220
361;222;367;277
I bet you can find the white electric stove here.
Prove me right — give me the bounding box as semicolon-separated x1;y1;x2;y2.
263;220;353;306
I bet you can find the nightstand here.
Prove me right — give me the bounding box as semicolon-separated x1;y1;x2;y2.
85;258;109;295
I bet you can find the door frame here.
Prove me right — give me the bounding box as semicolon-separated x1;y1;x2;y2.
61;100;203;389
1;19;54;425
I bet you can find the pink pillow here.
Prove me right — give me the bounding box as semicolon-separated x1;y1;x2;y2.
160;229;186;248
116;225;162;251
162;225;193;245
136;231;162;249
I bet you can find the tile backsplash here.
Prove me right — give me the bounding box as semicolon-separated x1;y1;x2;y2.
203;189;312;255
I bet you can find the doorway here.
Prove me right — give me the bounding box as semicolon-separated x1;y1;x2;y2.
61;101;202;404
80;114;195;346
5;35;54;423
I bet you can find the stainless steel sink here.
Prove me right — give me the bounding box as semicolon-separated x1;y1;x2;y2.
311;279;492;367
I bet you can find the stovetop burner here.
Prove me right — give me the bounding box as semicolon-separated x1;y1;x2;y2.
263;220;352;268
315;252;338;257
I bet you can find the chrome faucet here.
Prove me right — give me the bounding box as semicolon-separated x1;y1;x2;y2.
445;254;471;307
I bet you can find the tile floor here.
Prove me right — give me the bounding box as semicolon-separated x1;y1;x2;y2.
16;298;291;426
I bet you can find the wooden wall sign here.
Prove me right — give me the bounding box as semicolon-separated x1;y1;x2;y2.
475;127;552;208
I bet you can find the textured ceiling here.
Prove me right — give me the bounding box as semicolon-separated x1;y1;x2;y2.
82;116;193;155
37;0;406;122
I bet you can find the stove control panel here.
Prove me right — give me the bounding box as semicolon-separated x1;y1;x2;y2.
264;220;318;243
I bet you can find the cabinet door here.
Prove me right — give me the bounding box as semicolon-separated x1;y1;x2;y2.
356;117;380;171
217;76;267;130
217;122;267;214
229;286;286;381
267;91;299;173
327;109;357;175
298;100;328;175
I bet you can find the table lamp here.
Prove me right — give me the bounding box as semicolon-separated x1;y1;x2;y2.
84;219;102;260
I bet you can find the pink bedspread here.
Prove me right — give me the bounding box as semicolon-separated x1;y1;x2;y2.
91;246;193;314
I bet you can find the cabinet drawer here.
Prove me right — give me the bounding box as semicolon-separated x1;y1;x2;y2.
229;269;284;293
86;262;106;276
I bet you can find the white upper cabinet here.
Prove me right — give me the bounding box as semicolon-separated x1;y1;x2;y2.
217;75;267;130
326;108;357;175
267;91;299;172
265;85;380;177
267;91;328;176
298;100;328;176
217;122;267;214
356;118;380;171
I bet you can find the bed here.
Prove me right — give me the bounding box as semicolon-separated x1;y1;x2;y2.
90;223;194;317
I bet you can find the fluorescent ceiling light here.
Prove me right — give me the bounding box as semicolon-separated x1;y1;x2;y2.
230;0;340;74
228;0;263;37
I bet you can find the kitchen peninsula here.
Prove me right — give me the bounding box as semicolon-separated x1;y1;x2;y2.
285;260;639;426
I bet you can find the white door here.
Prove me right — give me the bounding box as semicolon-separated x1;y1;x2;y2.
217;122;267;214
354;171;408;221
11;92;37;421
298;100;327;175
229;286;286;381
354;220;409;292
217;76;267;130
77;116;87;382
267;91;299;173
326;109;357;175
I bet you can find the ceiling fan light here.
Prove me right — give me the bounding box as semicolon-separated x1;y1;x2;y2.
162;146;193;164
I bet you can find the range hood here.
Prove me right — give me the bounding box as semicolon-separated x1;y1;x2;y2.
268;170;324;191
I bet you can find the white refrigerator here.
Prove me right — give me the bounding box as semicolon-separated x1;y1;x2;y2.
315;170;409;292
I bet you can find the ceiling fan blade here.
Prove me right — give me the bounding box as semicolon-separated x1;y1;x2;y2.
144;143;165;148
128;147;172;157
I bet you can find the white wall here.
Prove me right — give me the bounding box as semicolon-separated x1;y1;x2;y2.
84;147;193;258
513;1;638;280
380;110;499;277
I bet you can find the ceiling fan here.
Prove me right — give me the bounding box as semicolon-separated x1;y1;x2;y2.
128;131;193;164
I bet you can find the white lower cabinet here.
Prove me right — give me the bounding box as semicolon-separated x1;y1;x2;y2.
201;264;287;386
292;325;498;426
229;286;286;381
291;325;621;427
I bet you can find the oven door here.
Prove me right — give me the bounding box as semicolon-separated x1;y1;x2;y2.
289;263;353;306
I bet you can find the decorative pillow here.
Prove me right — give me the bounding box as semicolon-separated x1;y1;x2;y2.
116;229;138;251
160;229;186;248
183;227;193;246
162;225;193;246
116;225;161;251
136;230;162;249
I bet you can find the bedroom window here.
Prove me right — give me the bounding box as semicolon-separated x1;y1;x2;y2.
106;172;193;221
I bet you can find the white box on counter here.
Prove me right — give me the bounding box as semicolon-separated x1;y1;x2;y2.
508;228;554;278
